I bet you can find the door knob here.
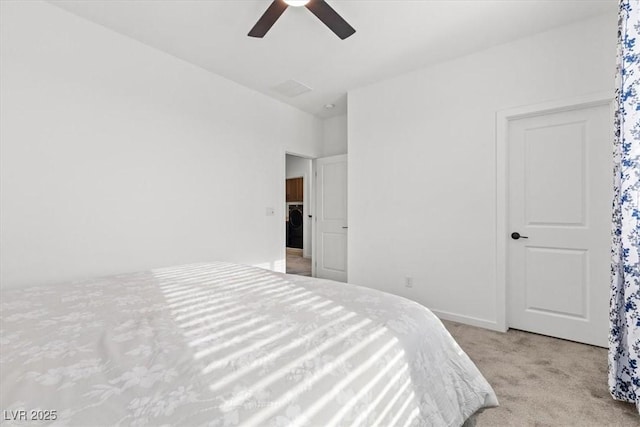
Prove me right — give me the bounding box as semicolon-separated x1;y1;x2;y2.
511;232;528;240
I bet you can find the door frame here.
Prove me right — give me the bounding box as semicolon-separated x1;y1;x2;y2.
495;91;614;333
284;150;316;275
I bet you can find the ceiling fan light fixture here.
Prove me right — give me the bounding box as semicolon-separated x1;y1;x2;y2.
284;0;310;6
249;0;356;39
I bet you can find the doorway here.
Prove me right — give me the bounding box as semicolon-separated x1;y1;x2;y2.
499;95;613;347
283;152;349;281
285;154;312;276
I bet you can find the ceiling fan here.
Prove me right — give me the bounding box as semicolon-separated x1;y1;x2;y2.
248;0;356;40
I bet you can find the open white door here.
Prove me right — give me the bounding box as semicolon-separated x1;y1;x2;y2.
314;154;347;282
507;102;612;347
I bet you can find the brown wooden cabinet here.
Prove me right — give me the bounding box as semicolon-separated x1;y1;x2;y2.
286;177;303;202
295;178;303;201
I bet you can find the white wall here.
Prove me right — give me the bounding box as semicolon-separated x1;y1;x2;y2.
348;13;617;329
285;155;312;258
322;114;348;156
0;1;323;288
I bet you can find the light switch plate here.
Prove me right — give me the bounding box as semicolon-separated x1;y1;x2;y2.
266;207;275;216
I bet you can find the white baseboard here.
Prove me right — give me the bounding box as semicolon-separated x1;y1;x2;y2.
430;309;506;332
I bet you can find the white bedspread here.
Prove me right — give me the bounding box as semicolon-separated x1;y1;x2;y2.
1;262;497;426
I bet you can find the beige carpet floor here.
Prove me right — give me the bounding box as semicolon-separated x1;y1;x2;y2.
442;320;638;426
286;248;311;276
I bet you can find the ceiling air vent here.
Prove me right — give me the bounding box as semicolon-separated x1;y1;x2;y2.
272;79;313;98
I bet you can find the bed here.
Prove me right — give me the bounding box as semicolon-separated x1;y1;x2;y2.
1;262;498;426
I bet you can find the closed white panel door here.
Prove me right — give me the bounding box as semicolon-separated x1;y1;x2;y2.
315;155;347;282
508;102;612;347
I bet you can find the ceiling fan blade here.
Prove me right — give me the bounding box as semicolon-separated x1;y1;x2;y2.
305;0;355;40
248;0;289;38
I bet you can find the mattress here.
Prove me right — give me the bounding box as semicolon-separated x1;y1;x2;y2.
0;262;498;426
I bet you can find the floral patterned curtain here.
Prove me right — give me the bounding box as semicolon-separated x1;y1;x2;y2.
609;0;640;414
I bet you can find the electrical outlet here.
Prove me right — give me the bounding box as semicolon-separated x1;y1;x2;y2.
405;276;413;288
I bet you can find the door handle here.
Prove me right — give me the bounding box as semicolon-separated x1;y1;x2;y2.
342;226;348;229
511;232;528;240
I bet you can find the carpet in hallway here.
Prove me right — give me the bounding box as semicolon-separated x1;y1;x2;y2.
286;248;311;276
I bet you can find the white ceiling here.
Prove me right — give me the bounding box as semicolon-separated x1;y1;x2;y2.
49;0;616;119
